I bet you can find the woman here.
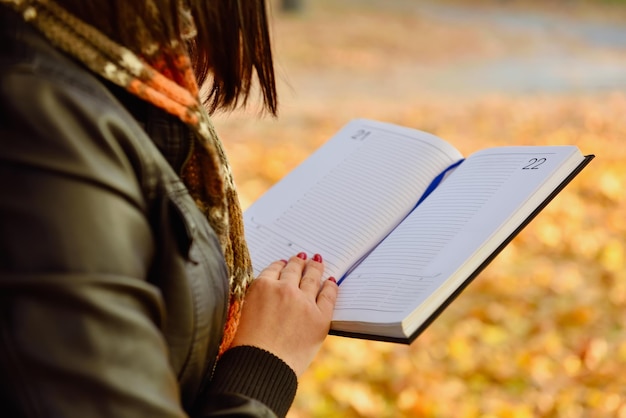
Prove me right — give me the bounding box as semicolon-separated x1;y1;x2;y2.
0;1;338;417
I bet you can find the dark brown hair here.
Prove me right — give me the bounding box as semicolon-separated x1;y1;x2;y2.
55;0;277;114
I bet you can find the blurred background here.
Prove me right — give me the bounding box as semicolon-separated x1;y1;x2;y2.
213;0;626;416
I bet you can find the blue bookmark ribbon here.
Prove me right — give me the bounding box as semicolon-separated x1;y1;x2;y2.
337;159;465;286
415;159;464;207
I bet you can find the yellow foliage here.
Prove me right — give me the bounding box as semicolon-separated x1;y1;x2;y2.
600;238;625;273
598;171;623;203
215;1;626;416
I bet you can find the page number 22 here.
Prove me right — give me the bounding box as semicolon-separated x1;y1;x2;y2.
522;157;547;170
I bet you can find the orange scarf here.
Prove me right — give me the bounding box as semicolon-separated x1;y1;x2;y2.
2;0;253;355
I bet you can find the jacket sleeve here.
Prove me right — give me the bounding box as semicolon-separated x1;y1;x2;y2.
0;65;193;417
0;54;294;417
202;346;298;418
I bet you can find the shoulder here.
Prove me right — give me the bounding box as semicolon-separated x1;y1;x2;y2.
0;14;160;207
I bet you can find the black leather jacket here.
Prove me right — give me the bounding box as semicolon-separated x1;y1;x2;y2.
0;10;296;418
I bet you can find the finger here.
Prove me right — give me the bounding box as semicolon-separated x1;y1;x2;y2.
299;254;325;296
316;278;338;318
256;259;288;281
279;252;307;285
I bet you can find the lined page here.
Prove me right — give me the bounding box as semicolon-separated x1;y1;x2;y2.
244;119;463;279
333;146;583;325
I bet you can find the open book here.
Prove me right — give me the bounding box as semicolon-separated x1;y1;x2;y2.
244;119;593;343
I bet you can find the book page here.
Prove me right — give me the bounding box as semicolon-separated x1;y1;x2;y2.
333;146;583;326
244;119;463;279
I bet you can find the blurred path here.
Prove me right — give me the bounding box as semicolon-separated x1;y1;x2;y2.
274;0;626;101
416;2;626;94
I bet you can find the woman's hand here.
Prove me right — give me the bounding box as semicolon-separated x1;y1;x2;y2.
230;253;338;377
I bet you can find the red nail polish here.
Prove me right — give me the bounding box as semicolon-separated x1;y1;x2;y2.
280;259;288;264
297;252;307;260
328;277;337;284
312;253;323;263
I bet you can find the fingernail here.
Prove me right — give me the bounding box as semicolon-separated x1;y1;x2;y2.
328;276;337;284
297;252;307;260
312;253;323;263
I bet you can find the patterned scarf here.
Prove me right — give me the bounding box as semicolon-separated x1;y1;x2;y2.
2;0;254;355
